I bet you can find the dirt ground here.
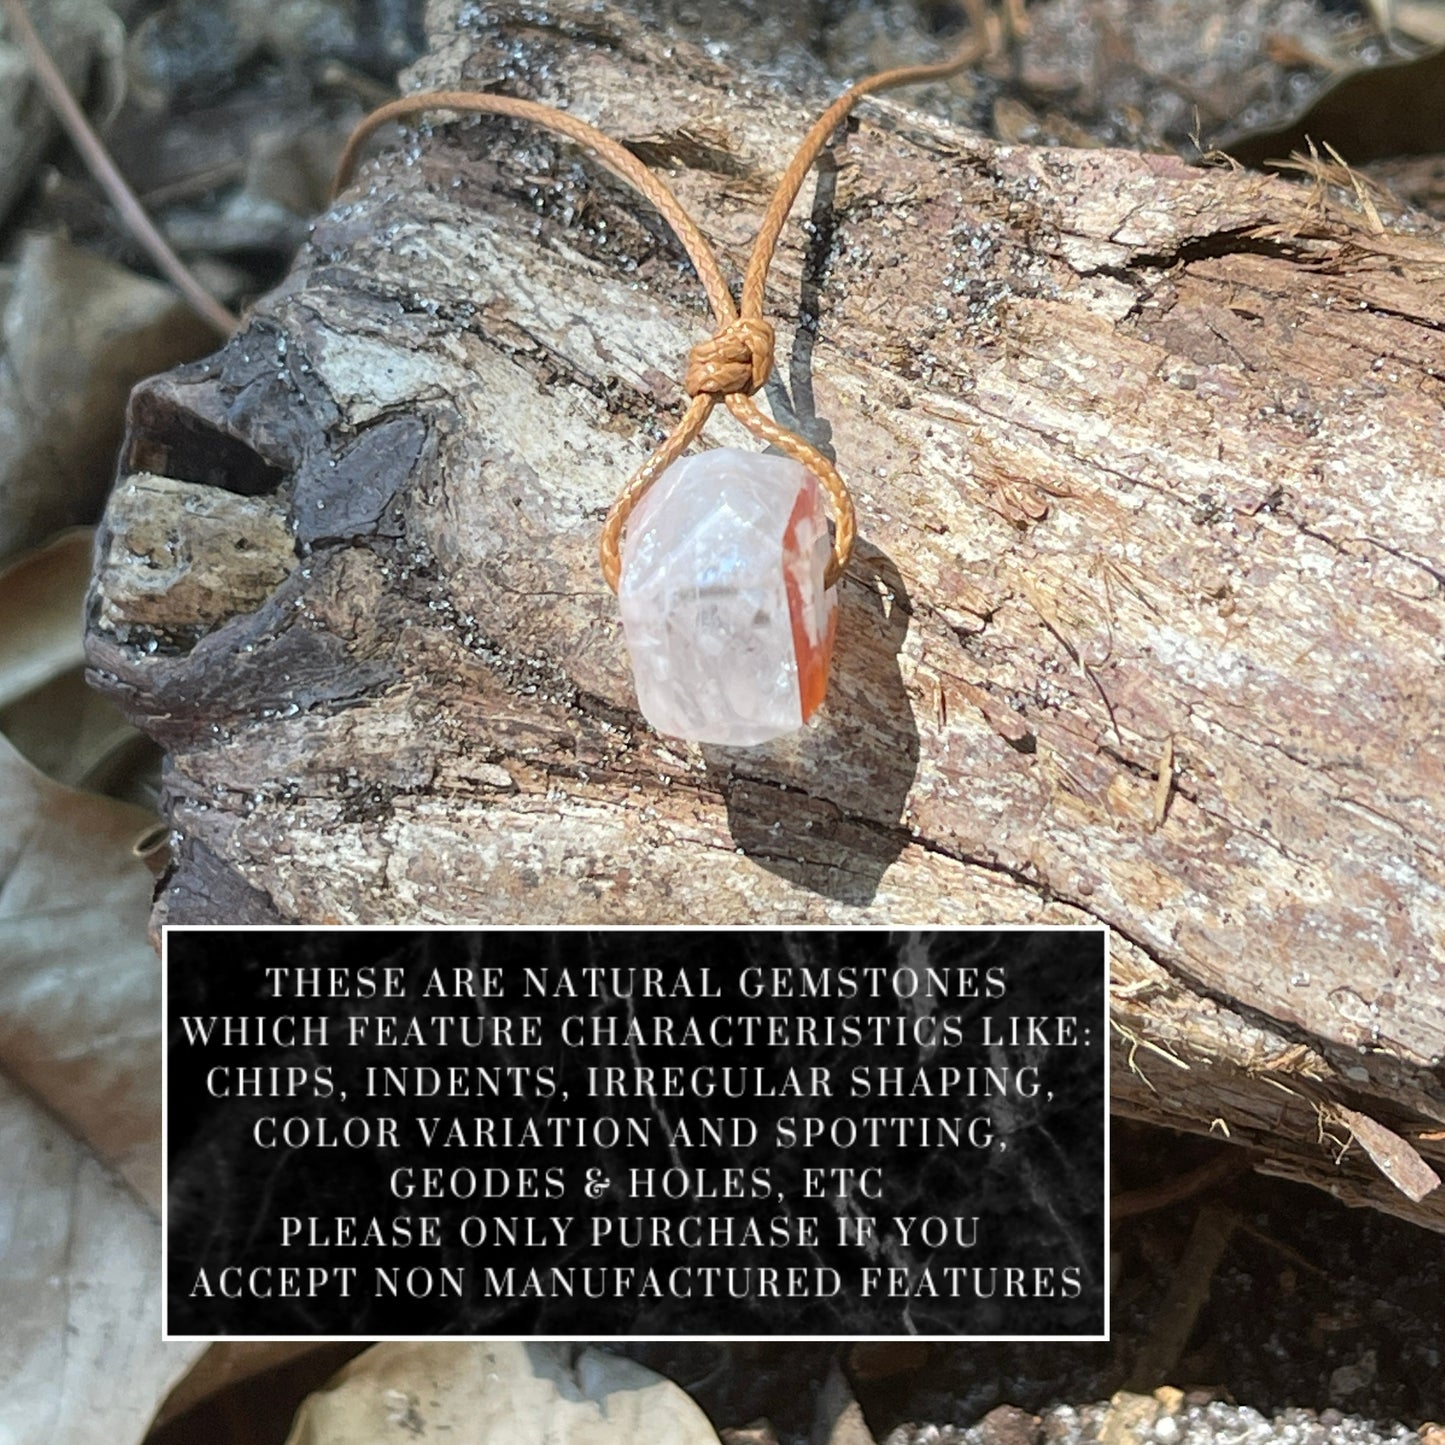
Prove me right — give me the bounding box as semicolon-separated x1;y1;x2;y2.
623;1123;1444;1442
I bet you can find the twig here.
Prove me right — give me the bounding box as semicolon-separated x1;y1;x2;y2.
1125;1201;1237;1391
1112;1149;1250;1221
1;0;238;336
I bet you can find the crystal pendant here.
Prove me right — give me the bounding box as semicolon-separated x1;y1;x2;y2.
619;448;838;746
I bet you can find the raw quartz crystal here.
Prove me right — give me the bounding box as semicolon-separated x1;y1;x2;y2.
619;448;838;746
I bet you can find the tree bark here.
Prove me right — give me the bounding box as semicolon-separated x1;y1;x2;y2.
86;0;1445;1227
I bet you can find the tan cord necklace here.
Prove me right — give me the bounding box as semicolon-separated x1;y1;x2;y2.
333;27;986;595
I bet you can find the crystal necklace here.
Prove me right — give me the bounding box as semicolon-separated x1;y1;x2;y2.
334;27;982;745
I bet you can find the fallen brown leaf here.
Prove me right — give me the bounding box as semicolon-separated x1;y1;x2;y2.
0;729;203;1443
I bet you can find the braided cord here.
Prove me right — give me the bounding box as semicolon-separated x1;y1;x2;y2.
333;27;987;592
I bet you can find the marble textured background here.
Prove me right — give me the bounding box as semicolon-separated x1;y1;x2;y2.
165;928;1105;1336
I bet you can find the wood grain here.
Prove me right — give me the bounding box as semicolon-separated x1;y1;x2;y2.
86;0;1445;1227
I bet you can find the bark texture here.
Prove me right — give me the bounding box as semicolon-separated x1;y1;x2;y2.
87;1;1445;1226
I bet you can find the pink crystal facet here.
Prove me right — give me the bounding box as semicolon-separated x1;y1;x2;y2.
619;448;838;746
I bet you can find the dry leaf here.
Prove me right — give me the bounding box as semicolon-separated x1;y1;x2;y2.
1229;41;1445;167
0;529;94;709
0;729;162;1202
0;668;153;796
0;527;157;803
1395;0;1445;45
0;236;215;558
0;1074;202;1445
0;729;203;1443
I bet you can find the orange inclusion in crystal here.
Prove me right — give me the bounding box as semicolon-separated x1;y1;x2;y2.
782;481;837;722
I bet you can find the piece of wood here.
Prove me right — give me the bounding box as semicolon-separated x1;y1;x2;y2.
86;1;1445;1227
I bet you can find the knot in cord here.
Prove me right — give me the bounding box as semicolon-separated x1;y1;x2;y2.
685;316;775;398
331;30;988;596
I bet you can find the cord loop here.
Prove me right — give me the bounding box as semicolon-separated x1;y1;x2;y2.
332;27;986;594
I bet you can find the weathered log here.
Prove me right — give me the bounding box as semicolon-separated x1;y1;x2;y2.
87;0;1445;1227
